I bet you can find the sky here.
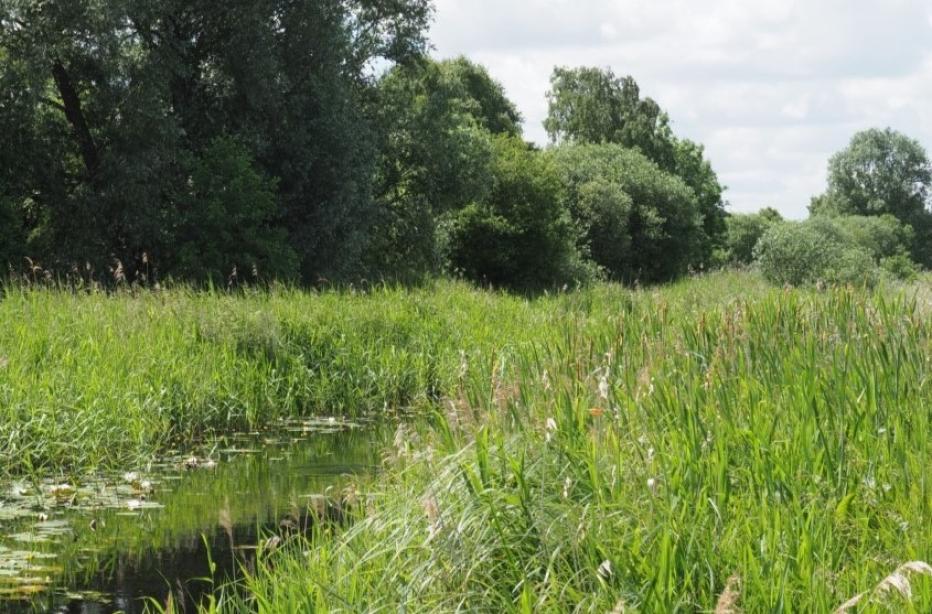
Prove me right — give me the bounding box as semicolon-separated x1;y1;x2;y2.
428;0;932;219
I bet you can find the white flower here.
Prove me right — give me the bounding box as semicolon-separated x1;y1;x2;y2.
647;478;658;494
598;376;610;400
545;418;558;442
598;559;613;579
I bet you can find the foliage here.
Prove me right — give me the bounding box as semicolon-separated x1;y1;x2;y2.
755;215;916;286
0;193;24;270
367;57;519;279
549;143;703;282
171;137;298;283
209;273;932;612
545;66;675;166
544;66;726;263
0;0;433;283
811;128;932;267
442;137;587;289
724;209;783;265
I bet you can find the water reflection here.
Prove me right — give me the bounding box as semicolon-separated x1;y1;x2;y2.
0;419;382;613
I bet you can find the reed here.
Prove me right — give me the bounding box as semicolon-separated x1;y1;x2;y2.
207;273;932;612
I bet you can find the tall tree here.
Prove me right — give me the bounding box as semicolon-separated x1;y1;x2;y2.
366;57;519;279
811;128;932;266
549;143;703;283
0;0;434;282
544;66;726;264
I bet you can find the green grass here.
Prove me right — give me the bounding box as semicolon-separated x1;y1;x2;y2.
2;272;931;611
0;279;597;475
205;273;931;612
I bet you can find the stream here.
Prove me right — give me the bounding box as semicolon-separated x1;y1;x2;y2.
0;418;382;613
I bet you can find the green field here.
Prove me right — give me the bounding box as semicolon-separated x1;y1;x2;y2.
2;272;931;611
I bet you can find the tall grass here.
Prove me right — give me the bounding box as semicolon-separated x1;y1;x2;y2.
210;274;932;612
3;277;734;475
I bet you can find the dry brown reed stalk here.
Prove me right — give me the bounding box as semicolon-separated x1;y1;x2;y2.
835;561;932;612
714;574;742;614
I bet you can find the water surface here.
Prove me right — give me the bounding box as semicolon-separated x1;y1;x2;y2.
0;418;381;613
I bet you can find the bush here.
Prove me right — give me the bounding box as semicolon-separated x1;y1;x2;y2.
755;222;844;286
442;137;589;289
880;253;919;281
755;215;918;286
0;195;24;271
172;137;298;283
724;210;782;265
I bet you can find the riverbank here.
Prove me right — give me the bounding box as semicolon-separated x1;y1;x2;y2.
4;273;931;610
216;274;932;612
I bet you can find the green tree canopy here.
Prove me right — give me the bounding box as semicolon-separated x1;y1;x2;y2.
724;209;783;265
811;128;932;266
442;136;586;290
365;57;521;280
544;66;726;263
549;143;703;283
0;0;433;283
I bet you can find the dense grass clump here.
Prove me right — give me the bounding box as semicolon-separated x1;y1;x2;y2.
210;274;932;612
0;281;600;475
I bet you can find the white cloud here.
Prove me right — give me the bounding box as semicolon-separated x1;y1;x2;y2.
429;0;932;218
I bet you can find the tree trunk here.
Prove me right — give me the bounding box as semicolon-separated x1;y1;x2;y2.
51;59;100;178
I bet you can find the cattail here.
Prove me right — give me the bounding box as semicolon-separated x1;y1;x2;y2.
545;417;557;442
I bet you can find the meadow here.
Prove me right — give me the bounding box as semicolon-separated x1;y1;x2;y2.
1;272;931;611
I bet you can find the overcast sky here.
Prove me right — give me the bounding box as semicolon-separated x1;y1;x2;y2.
428;0;932;218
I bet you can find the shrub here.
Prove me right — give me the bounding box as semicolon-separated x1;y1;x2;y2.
0;195;24;271
755;222;845;286
172;137;298;283
442;137;589;289
755;215;918;286
724;210;782;265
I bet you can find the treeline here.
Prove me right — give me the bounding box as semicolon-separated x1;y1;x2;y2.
0;0;728;289
1;2;929;289
725;128;932;286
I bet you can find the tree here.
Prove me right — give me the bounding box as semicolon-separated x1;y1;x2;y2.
366;57;520;280
441;136;586;290
0;0;434;283
544;66;726;263
811;128;932;266
549;143;703;283
755;215;916;287
0;193;24;270
171;137;297;282
545;67;675;168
